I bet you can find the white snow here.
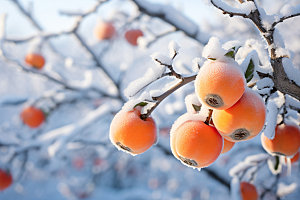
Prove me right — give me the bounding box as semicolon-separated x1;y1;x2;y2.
192;57;204;72
170;113;207;138
211;0;256;15
184;93;201;113
168;41;180;58
256;77;274;90
263;100;279;139
282;58;300;86
151;52;172;66
134;0;198;36
280;4;300;16
124;64;165;98
277;182;298;197
202;37;227;60
230;176;242;200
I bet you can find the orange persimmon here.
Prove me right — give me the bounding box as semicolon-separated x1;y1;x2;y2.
109;108;157;155
195;60;246;110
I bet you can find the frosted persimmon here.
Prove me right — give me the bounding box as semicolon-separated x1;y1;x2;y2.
261;124;300;156
124;29;143;46
25;53;45;69
0;169;13;191
221;138;235;154
240;182;258;200
109;108;157;155
212;88;266;142
20;106;45;128
194;60;246;110
172;119;223;168
94;21;115;40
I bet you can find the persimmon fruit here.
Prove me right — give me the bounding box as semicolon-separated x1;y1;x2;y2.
109;108;157;155
195;60;246;110
261;124;300;156
240;182;258;200
212;88;266;142
20;106;45;128
94;21;115;40
221;138;235;154
25;53;45;69
0;169;13;191
124;29;143;46
171;118;223;168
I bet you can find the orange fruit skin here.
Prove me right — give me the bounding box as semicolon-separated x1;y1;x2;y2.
240;182;258;200
261;124;300;157
195;60;246;110
25;53;45;69
221;138;235;154
94;21;115;40
20;106;45;128
109;109;157;155
290;152;299;163
124;29;143;46
212;88;266;142
174;120;223;168
0;169;13;191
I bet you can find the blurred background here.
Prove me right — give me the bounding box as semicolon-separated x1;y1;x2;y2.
0;0;299;199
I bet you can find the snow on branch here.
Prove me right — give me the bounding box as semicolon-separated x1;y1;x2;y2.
210;0;300;101
37;104;111;157
131;0;207;44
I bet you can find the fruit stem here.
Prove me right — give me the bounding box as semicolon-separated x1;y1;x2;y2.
274;155;280;170
204;109;213;125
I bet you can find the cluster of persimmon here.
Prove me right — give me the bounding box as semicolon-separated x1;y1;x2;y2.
93;20;144;46
20;106;45;128
109;58;267;170
0;169;13;191
170;59;266;169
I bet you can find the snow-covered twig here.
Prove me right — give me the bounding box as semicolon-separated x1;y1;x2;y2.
131;0;206;44
211;0;300;101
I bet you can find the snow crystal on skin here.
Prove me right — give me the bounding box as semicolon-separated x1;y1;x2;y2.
168;41;180;58
282;58;300;86
202;37;227;60
277;182;298;198
185;93;201;113
151;52;172;66
256;77;274;90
